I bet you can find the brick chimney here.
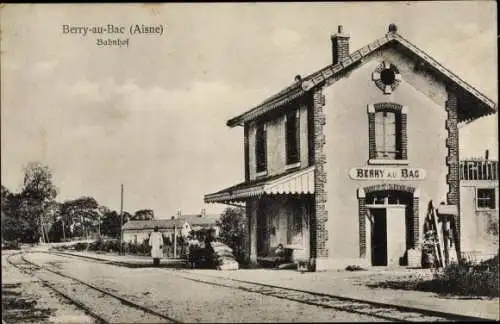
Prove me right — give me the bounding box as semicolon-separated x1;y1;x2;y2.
331;25;350;65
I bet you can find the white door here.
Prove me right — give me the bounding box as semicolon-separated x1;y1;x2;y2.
386;205;406;266
365;209;374;262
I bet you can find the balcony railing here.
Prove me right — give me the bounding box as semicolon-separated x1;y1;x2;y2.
460;160;499;181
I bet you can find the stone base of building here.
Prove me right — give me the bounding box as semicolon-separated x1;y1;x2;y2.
407;248;421;268
314;257;371;271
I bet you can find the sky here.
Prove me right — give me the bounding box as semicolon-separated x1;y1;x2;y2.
1;2;497;218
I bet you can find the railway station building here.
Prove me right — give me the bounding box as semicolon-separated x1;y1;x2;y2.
204;24;497;271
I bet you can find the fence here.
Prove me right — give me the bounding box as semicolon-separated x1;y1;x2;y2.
460;251;497;265
460;160;498;181
163;244;187;259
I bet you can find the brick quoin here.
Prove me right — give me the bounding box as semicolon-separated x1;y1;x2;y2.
412;197;419;249
401;114;408;160
445;88;461;256
368;114;376;159
358;197;366;257
313;88;328;261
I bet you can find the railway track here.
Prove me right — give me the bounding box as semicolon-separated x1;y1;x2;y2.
42;251;495;322
172;270;473;322
6;252;180;324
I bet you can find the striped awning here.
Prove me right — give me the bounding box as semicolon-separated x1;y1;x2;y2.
204;166;315;204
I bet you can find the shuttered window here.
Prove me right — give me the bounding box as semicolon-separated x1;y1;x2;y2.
374;110;402;159
368;103;407;161
286;110;300;165
256;123;267;173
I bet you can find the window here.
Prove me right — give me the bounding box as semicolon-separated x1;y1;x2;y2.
374;110;402;159
368;103;407;162
255;122;267;173
372;61;402;94
477;188;496;210
285;109;300;165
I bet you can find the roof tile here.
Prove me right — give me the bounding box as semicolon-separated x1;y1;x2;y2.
226;31;496;128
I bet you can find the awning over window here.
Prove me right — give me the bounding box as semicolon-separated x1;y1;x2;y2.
204;166;315;204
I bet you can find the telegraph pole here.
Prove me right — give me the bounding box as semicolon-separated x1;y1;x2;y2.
98;213;101;239
120;184;124;255
174;224;177;259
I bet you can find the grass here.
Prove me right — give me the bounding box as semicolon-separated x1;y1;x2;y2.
366;255;499;298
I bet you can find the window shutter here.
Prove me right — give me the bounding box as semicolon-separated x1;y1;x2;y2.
285;108;300;165
295;109;301;163
256;123;267;173
368;103;407;161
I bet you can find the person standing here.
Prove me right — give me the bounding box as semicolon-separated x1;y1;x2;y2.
149;226;163;267
187;234;201;269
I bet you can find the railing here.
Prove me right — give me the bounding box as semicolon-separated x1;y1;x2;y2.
460;160;498;181
460;251;497;265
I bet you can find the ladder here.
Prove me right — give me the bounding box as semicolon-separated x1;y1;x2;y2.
427;201;444;268
427;200;460;268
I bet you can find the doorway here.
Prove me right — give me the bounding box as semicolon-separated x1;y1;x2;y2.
257;208;268;256
365;190;411;267
370;208;387;266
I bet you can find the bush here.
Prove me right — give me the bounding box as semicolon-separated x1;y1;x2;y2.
88;238;104;251
103;239;121;252
432;255;499;297
345;264;366;271
216;207;246;264
2;240;20;250
188;245;217;269
74;242;88;251
84;238;121;253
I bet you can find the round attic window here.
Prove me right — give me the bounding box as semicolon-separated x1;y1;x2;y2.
380;69;396;85
372;61;401;94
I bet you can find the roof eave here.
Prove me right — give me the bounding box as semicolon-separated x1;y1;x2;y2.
226;84;305;127
224;34;396;127
225;31;497;128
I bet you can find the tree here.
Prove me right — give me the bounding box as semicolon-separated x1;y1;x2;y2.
101;210;130;238
216;207;246;262
14;193;45;243
60;196;100;238
42;200;60;242
3;162;58;243
1;185;12;224
21;162;57;202
48;218;65;242
132;209;154;220
1;186;23;242
1;185;10;205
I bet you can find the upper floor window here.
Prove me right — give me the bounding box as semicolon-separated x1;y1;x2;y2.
285;109;300;165
374;110;401;159
368;103;407;164
255;122;267;173
477;188;496;210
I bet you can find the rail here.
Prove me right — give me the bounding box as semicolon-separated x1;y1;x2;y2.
460;160;498;181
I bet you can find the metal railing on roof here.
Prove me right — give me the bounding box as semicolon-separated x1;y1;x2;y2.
460;159;498;181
